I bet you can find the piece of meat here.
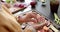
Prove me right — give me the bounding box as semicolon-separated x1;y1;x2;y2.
17;16;24;23
37;29;53;32
17;12;37;23
48;29;53;32
36;14;51;26
36;14;45;23
43;26;49;31
37;29;45;32
27;22;35;25
29;18;37;23
43;26;49;32
18;4;25;8
32;22;48;29
37;26;53;32
25;11;37;18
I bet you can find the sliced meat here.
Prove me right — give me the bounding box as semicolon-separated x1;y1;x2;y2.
36;14;45;23
29;18;37;23
25;11;37;18
37;29;45;32
17;12;37;23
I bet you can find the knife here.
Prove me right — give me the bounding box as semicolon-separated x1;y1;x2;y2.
49;24;59;32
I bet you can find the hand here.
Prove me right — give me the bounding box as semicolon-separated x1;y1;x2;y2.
26;11;37;18
17;11;37;23
0;10;22;32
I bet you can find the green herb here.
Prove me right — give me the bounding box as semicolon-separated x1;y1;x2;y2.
6;0;10;3
6;0;14;4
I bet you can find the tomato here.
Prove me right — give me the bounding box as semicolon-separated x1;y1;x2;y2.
18;4;24;8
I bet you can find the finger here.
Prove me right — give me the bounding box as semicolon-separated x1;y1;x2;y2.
24;26;36;32
0;26;9;32
30;18;37;23
11;21;22;32
32;12;37;15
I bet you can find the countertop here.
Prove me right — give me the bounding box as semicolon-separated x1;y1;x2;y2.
36;0;60;29
36;0;60;20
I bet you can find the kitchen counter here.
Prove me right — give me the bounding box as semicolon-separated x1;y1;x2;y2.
36;0;60;20
36;0;60;29
14;0;60;20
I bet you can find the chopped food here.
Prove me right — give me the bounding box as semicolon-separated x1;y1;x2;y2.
43;26;49;31
30;18;37;23
18;4;25;8
17;11;37;23
1;0;58;32
37;29;53;32
14;3;27;8
36;14;45;23
17;11;55;32
37;29;45;32
37;26;53;32
17;11;50;25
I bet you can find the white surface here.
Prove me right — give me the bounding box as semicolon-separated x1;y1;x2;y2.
14;5;31;17
3;0;6;1
12;0;33;17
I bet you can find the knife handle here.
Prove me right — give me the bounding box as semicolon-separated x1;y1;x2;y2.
49;24;59;32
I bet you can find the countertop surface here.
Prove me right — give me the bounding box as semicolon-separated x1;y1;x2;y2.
35;0;60;29
36;0;60;20
14;0;60;20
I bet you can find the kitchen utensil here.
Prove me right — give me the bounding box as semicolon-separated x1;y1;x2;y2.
49;24;59;32
54;13;60;25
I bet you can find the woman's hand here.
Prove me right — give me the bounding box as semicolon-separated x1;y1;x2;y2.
17;11;37;23
0;10;22;32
